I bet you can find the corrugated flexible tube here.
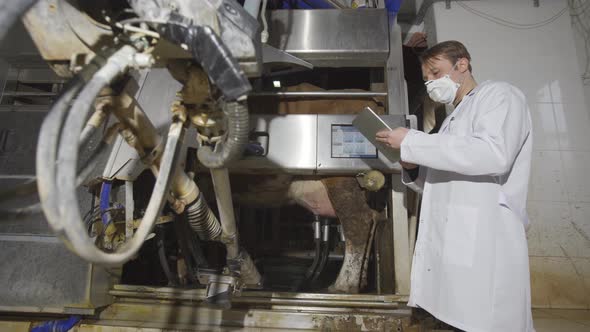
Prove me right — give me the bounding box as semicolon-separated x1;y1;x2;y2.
196;100;249;169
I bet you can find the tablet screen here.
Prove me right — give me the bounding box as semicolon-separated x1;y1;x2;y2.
331;124;378;159
351;107;400;163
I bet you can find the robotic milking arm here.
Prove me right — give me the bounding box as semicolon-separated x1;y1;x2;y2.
29;0;264;294
14;0;411;300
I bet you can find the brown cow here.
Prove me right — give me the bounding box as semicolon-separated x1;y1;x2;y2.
225;84;387;293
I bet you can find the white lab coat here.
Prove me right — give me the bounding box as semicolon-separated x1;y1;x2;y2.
401;81;534;332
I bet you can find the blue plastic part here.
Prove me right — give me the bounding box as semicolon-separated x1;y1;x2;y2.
281;0;336;9
244;142;265;156
100;181;112;226
385;0;402;13
31;315;81;332
281;0;403;12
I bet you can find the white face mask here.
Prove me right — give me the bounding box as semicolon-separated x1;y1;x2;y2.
425;64;460;105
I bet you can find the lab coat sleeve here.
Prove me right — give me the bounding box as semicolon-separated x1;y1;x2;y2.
401;166;425;193
400;84;530;176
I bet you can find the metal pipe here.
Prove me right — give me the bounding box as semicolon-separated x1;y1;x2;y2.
249;91;387;98
313;218;321;240
322;222;329;242
281;250;344;260
301;215;322;289
109;288;404;309
125;181;134;240
1;91;57;97
111;283;408;301
311;218;330;283
210;168;261;286
110;92;160;153
210;168;238;258
110;90;199;206
338;224;346;242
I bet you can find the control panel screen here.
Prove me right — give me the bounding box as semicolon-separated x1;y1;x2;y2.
331;125;377;159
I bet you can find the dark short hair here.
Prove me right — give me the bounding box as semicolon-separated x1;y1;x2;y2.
420;40;473;72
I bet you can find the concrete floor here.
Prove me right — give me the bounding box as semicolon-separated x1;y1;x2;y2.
533;309;590;332
1;309;588;331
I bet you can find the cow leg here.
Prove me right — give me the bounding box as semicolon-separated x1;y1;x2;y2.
321;177;376;294
360;217;378;290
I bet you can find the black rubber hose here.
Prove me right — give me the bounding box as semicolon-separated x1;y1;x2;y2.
173;213;209;283
304;239;321;279
311;219;331;284
296;238;321;291
197;100;249;169
173;215;198;284
156;228;178;286
302;217;322;281
310;242;329;284
158;19;252;101
131;10;251;169
185;230;208;268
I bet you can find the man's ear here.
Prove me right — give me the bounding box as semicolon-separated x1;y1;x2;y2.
458;58;469;73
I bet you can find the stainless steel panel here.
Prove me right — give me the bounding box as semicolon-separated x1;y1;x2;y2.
0;106;100;236
0;235;112;314
262;44;313;69
229;114;411;175
15;68;64;84
317;114;403;174
250;91;387;98
0;110;45;176
386;22;408;115
267;9;389;67
0;59;8;101
229;114;317;174
0;107;112;314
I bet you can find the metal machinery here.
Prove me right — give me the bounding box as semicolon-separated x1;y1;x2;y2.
0;1;420;330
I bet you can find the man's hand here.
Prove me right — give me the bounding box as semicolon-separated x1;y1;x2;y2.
404;32;427;48
375;127;409;150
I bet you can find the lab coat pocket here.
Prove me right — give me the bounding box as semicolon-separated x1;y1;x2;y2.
443;206;479;267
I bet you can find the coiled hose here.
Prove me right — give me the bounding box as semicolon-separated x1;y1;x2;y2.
36;55;107;233
196;100;249;169
37;45;186;265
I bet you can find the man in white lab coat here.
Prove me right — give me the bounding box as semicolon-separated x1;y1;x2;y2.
376;40;534;332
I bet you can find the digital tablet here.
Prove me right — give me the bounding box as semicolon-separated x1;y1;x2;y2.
352;107;400;163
